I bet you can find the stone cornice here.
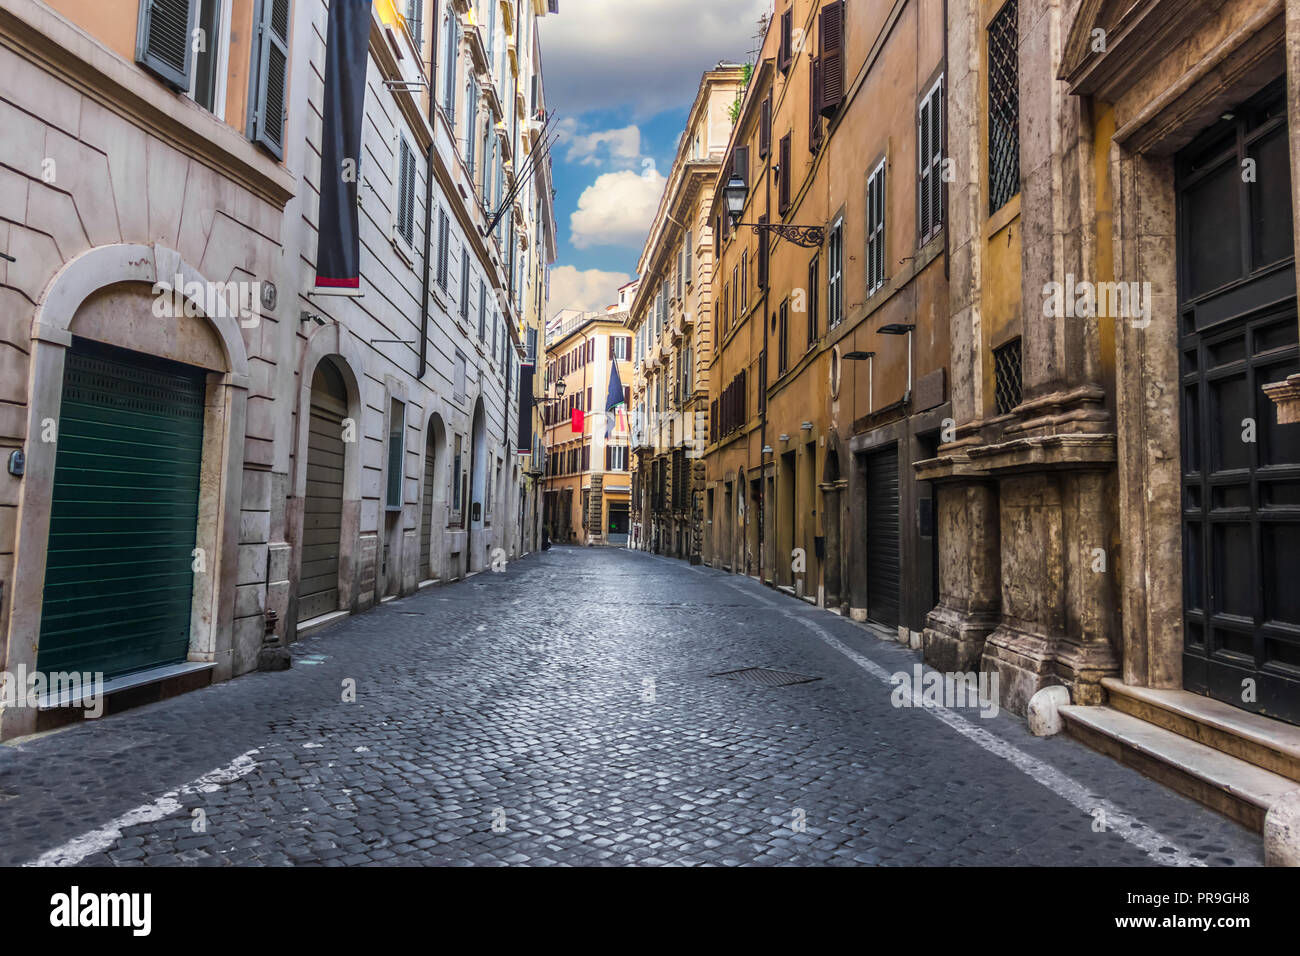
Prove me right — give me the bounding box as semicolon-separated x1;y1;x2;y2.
1263;373;1300;424
0;0;295;210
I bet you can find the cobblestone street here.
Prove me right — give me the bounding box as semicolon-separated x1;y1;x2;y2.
0;547;1263;867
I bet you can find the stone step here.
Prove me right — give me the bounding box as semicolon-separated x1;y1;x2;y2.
1102;678;1300;784
1059;703;1297;832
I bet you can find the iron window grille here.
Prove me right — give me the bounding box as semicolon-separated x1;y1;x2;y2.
993;338;1023;415
988;0;1020;215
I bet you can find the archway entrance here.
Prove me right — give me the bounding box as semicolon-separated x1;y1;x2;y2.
37;338;207;678
300;359;348;621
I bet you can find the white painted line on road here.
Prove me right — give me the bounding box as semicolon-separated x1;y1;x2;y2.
24;749;261;867
719;578;1205;867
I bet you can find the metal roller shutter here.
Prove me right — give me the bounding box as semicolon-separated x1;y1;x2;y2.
299;363;347;622
38;339;206;679
865;445;900;629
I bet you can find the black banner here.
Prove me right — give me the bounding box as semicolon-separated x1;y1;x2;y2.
314;0;373;291
517;365;535;457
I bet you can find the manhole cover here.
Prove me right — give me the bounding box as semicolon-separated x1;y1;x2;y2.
709;667;820;687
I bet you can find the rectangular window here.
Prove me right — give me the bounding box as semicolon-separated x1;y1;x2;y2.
918;76;945;244
740;251;749;313
386;398;405;511
828;218;844;327
478;282;487;339
459;252;470;318
442;11;458;121
437;208;450;289
778;299;789;375
405;0;423;51
189;0;228;115
988;0;1020;214
993;338;1023;415
452;434;463;517
732;265;739;325
807;255;819;346
778;133;792;214
396;135;417;249
867;159;886;295
453;350;467;401
246;0;291;158
606;445;628;472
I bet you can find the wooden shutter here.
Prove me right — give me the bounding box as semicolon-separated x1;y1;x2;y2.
438;209;450;287
810;57;825;152
250;0;291;159
684;230;693;284
734;145;750;188
779;9;793;72
759;96;772;158
778;134;792;215
919;94;933;241
757;215;769;288
819;0;845;118
136;0;197;91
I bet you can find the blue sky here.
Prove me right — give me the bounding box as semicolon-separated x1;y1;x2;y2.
538;0;770;317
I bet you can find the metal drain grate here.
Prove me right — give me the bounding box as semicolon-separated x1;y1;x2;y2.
709;667;820;687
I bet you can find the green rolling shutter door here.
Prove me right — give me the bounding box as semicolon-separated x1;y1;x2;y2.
38;340;206;679
299;364;347;622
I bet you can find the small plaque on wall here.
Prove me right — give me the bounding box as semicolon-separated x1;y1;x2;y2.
914;368;947;412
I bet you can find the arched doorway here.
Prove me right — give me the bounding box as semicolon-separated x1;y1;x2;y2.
38;337;210;679
420;414;447;582
468;398;487;571
300;359;348;621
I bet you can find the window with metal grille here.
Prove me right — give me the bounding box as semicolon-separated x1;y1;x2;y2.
828;218;844;327
405;0;422;51
918;76;945;243
993;338;1022;415
867;159;886;295
988;0;1020;215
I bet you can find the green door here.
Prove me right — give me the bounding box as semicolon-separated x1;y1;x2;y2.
37;339;206;679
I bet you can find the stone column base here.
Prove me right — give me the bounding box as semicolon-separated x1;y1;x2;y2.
983;625;1121;716
923;604;1000;673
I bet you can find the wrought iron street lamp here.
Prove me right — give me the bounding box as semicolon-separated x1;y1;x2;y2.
723;175;826;249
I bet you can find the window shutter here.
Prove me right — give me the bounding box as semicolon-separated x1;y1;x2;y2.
684;230;693;283
757;214;769;288
249;0;290;159
779;9;793;72
919;96;932;241
810;56;825;152
759;96;772;158
733;145;749;189
819;0;845;118
136;0;197;90
931;79;944;237
406;0;423;53
438;210;450;287
778;134;792;215
609;336;615;360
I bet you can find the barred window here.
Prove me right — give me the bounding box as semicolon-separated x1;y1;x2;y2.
988;0;1020;214
993;338;1023;415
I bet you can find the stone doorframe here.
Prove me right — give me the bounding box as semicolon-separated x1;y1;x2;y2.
285;323;366;637
1062;0;1294;688
1;243;250;740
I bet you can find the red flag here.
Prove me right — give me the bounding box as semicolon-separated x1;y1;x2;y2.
571;408;584;434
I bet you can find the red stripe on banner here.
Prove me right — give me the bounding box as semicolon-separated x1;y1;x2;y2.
315;276;361;289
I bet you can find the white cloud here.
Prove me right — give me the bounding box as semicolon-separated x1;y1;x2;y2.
548;265;633;319
559;121;643;168
539;0;770;118
569;162;667;250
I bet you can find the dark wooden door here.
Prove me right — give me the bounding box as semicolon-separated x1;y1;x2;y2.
1178;81;1300;724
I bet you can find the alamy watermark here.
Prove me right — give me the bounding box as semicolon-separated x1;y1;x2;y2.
0;666;104;718
1042;273;1151;328
890;665;999;719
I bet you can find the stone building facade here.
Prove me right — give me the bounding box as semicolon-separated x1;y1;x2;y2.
541;304;634;546
627;65;743;563
920;0;1300;828
700;0;950;628
0;0;555;740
